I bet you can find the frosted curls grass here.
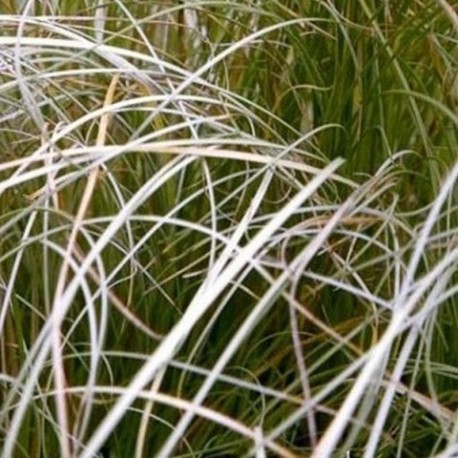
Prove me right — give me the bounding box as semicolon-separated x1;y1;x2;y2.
1;2;458;457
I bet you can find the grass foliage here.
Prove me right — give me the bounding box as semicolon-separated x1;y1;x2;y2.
0;1;457;456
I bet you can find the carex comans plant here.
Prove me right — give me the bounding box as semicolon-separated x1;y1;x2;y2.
0;1;457;457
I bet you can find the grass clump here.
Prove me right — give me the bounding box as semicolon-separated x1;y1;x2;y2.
0;1;457;457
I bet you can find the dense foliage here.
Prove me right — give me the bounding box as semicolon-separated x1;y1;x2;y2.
0;1;457;456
